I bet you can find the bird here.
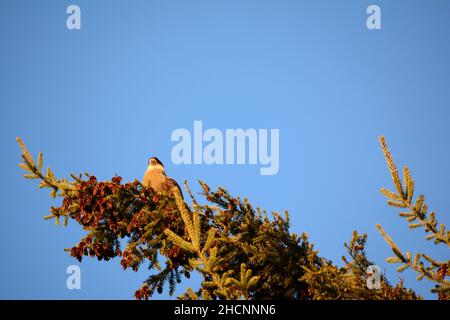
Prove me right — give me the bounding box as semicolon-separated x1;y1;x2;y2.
142;157;183;198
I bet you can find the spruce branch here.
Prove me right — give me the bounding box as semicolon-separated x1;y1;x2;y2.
378;136;450;299
376;224;448;287
16;137;76;223
165;186;249;299
379;136;449;246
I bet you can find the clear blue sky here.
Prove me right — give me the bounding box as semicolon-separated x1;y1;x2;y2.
1;0;449;299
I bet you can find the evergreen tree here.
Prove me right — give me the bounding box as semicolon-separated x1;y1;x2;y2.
16;137;447;300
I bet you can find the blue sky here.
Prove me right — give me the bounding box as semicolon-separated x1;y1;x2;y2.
1;0;449;299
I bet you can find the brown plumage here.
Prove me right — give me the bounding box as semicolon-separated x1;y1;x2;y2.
142;157;183;197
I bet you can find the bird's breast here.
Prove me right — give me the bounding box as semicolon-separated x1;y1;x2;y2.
143;170;168;193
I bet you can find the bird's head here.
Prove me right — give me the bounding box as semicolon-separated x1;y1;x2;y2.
147;157;165;172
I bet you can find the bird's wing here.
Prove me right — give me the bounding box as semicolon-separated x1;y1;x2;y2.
167;178;184;199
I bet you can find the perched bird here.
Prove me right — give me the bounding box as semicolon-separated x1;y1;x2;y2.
143;157;183;197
